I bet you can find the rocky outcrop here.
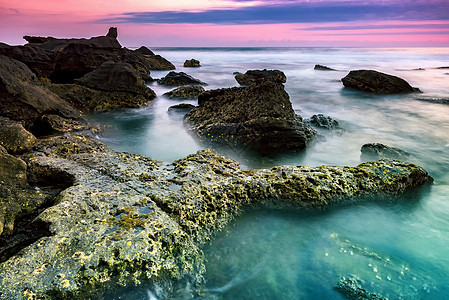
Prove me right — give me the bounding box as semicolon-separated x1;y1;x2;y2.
184;59;201;67
0;54;87;136
185;73;315;154
235;69;286;86
158;71;207;86
341;70;420;94
314;64;336;71
0;134;432;299
0;117;36;154
307;114;344;131
361;143;410;161
0;28;175;83
164;85;206;100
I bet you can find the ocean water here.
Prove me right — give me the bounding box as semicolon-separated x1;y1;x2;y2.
90;47;449;299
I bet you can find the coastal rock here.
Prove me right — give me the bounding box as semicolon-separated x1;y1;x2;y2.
0;117;37;154
0;54;85;135
119;48;155;81
168;103;196;113
158;71;207;86
164;85;206;99
307;114;344;131
361;143;410;161
235;69;287;86
184;59;201;67
133;46;175;70
185;79;316;154
341;70;420;94
0;134;432;299
335;275;386;300
314;64;336;71
134;46;155;56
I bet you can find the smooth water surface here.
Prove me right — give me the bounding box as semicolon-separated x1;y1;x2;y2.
90;47;449;299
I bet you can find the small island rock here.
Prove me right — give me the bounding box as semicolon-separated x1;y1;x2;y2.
361;143;410;161
184;59;201;67
341;70;420;94
158;71;207;86
314;64;336;71
235;69;287;86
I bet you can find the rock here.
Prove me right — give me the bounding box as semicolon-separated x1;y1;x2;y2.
134;46;155;56
133;46;175;70
307;114;344;131
361;143;410;161
341;70;420;94
164;85;206;99
314;64;336;71
185;79;316;154
0;117;37;154
0;135;432;298
184;59;201;67
168;103;196;113
335;275;386;300
0;54;86;135
234;69;286;86
158;71;207;86
106;27;118;39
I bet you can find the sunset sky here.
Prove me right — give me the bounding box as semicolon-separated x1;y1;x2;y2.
1;0;449;47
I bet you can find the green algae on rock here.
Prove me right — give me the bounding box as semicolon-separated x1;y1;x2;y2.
0;135;432;299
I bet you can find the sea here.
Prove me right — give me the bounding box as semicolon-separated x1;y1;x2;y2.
90;47;449;299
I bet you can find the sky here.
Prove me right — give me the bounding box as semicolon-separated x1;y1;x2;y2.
1;0;449;47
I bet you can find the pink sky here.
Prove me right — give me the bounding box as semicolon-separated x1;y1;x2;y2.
1;0;448;47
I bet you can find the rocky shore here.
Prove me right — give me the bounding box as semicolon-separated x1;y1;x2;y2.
0;28;435;299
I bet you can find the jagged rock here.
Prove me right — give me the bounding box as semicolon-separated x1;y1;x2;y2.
235;69;286;86
184;59;201;67
341;70;420;94
0;117;36;154
0;134;432;299
185;79;315;154
314;64;336;71
361;143;410;161
0;54;85;135
158;71;207;86
168;103;196;113
133;46;175;70
307;114;344;131
106;27;118;39
164;85;205;99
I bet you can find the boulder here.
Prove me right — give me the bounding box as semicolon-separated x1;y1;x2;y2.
314;64;336;71
0;54;86;135
341;70;420;94
158;71;207;86
133;46;175;70
307;114;344;131
185;79;316;154
0;135;432;299
168;103;196;113
164;85;206;100
361;143;410;161
235;69;286;86
134;46;155;56
0;117;36;153
184;59;201;67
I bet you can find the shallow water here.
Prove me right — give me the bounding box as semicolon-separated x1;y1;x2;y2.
90;47;449;299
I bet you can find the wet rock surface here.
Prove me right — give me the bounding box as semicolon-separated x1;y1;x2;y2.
307;114;344;131
361;143;411;161
185;74;316;154
164;85;206;100
0;117;37;154
0;133;432;299
342;70;420;94
184;59;201;67
158;71;207;86
314;64;337;71
235;69;287;86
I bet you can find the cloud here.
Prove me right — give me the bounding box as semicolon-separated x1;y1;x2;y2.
99;1;449;25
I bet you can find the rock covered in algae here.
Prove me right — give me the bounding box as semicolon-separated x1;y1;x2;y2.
0;134;432;299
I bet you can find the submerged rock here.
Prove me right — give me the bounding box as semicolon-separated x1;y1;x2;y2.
234;69;286;86
168;103;196;112
184;59;201;68
164;85;206;100
335;275;386;300
185;74;315;154
158;71;207;86
341;70;420;94
0;133;432;299
361;143;410;161
307;114;344;131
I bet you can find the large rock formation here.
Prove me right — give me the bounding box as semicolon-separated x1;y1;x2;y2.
341;70;420;94
0;133;432;299
185;71;315;154
0;54;86;136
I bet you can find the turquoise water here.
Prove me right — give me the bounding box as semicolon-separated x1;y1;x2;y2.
91;47;449;299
